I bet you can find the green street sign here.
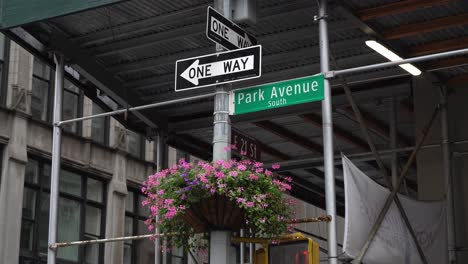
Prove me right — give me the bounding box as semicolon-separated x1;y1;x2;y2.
229;74;324;115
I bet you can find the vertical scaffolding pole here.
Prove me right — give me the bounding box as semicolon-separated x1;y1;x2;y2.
240;229;245;264
318;1;338;263
389;97;398;188
154;131;164;264
440;87;457;263
211;1;232;263
47;53;64;264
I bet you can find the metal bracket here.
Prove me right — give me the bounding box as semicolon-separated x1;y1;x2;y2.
324;71;335;79
313;14;328;22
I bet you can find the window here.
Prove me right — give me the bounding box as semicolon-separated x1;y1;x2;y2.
91;103;109;145
0;34;8;106
31;58;52;122
20;158;106;264
176;150;190;163
124;189;154;264
127;131;145;159
62;79;82;134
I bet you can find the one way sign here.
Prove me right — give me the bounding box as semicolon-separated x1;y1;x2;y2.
206;6;257;50
175;45;261;92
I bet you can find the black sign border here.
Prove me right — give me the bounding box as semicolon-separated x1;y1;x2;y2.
175;45;262;92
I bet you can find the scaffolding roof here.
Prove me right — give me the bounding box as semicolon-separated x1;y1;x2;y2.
3;0;468;212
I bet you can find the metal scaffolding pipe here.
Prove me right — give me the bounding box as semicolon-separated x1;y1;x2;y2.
47;53;64;264
440;86;457;263
154;130;164;264
318;1;338;263
352;105;440;263
51;232;177;249
269;139;468;170
389;97;398;188
56;92;216;126
331;47;468;77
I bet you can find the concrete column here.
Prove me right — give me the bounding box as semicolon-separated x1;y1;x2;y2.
5;42;33;111
0;112;28;263
104;151;128;264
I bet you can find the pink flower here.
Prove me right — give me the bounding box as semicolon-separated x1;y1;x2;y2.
265;170;272;176
254;162;263;168
229;171;238;177
164;199;174;205
249;174;258;180
165;206;177;219
150;206;158;214
245;202;255;207
255;168;263;173
231;144;238;150
272;163;281;170
157;190;165;195
240;151;247;156
148;224;154;231
218;183;227;189
141;199;149;206
215;171;225;179
178;205;186;210
238;164;247;171
236;197;246;204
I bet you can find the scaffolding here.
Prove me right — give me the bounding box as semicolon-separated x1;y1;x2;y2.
37;1;468;264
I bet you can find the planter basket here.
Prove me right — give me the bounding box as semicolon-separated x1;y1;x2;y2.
182;194;245;233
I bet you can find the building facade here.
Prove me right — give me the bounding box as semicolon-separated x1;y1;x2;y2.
0;35;192;264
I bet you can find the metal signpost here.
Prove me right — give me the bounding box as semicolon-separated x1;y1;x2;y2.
231;128;261;161
229;75;324;115
175;45;261;91
206;6;257;50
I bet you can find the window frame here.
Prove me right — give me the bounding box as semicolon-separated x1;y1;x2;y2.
0;35;10;107
20;156;107;264
91;103;110;146
124;187;152;264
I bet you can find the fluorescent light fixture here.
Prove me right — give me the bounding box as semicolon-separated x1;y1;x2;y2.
365;40;421;76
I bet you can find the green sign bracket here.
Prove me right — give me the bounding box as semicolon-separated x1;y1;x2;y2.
230;74;324;115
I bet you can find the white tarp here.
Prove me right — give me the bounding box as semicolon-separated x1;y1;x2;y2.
342;156;447;264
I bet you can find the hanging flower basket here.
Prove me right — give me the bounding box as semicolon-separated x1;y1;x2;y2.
181;194;245;233
141;157;295;249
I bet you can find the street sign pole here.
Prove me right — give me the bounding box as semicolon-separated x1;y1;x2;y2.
318;0;338;263
211;1;232;263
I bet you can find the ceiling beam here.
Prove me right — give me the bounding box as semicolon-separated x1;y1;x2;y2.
425;56;468;71
43;26;166;130
125;39;372;92
357;0;455;21
253;120;323;154
300;113;369;151
107;20;357;74
89;0;320;58
71;3;208;46
447;73;468;88
338;106;412;146
410;36;468;56
304;168;345;189
257;141;292;161
383;13;468;40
